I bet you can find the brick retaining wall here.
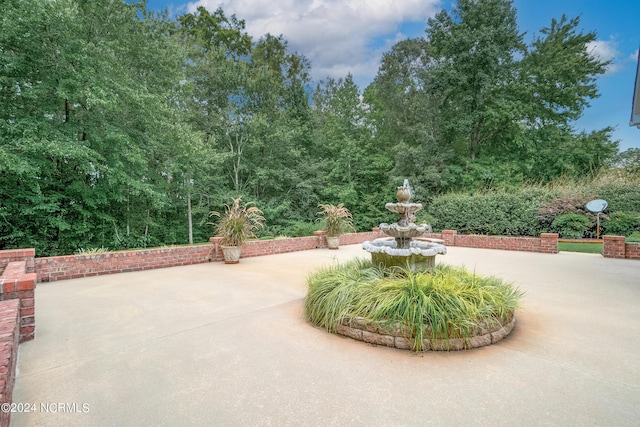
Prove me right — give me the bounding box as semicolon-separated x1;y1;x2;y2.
21;230;564;285
0;299;20;427
210;231;385;261
35;244;214;283
33;230;561;283
15;232;639;286
208;230;558;261
338;230;386;245
209;236;322;262
437;230;559;254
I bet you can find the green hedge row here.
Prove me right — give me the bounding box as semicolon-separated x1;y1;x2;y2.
426;188;549;236
424;174;640;237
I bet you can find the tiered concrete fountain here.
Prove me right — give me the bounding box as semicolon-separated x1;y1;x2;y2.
362;180;446;271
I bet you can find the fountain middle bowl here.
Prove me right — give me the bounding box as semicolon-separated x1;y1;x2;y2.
379;222;431;239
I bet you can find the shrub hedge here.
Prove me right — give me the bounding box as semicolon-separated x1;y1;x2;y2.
551;213;592;238
426;188;549;236
604;212;640;236
424;173;639;237
594;182;640;213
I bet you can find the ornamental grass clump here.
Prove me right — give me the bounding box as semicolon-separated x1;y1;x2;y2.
304;258;523;351
210;197;265;246
317;203;355;237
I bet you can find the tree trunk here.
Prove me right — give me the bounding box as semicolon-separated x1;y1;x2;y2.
126;187;130;236
187;183;193;245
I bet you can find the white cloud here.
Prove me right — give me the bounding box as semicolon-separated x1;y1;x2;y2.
187;0;441;83
587;38;622;74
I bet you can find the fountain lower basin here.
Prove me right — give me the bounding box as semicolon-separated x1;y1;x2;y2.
363;237;447;271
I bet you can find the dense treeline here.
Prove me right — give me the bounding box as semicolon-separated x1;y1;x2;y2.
0;0;629;255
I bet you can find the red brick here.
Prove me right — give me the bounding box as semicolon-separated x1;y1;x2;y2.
16;276;35;291
19;325;34;335
19;307;34;317
17;290;33;299
20;332;34;342
19;299;33;309
1;281;15;294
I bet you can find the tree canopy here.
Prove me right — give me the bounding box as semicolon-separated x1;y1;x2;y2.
0;0;620;255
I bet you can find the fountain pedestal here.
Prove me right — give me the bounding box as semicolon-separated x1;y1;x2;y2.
363;180;446;271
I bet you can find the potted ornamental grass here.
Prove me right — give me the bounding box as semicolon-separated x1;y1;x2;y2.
317;203;354;249
210;197;265;263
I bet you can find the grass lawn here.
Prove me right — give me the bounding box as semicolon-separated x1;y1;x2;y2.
558;241;603;254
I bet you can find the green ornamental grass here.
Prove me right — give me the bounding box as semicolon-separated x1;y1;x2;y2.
304;258;523;351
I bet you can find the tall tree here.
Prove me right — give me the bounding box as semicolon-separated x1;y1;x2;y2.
513;15;618;180
519;15;608;127
0;0;187;254
178;8;316;232
368;38;454;195
369;0;618;192
312;75;391;229
426;0;525;161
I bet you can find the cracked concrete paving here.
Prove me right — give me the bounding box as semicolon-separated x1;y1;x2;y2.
10;244;640;426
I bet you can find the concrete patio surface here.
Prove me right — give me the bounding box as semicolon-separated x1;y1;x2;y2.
10;245;640;426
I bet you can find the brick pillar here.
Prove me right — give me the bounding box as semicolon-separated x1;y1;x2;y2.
0;249;35;272
540;233;559;254
441;230;457;246
313;230;326;248
625;242;640;260
603;235;626;259
0;261;36;342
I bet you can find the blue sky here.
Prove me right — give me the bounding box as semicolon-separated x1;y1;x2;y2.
148;0;640;152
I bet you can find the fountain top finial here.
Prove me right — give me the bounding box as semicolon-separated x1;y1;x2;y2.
396;179;412;203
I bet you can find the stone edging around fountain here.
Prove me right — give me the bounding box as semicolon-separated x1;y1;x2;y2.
335;315;516;351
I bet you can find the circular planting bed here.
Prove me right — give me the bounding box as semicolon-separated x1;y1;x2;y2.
335;315;516;351
304;258;522;352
